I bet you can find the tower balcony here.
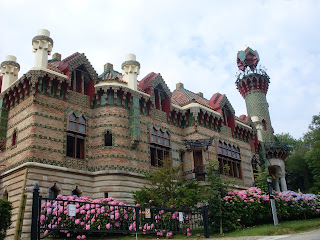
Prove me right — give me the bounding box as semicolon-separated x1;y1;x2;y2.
235;66;270;98
265;141;289;160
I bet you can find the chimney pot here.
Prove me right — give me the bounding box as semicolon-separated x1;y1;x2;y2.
1;55;20;92
176;82;184;90
52;53;61;61
6;55;17;62
104;63;113;71
38;29;50;37
32;29;53;68
197;92;203;98
125;54;136;61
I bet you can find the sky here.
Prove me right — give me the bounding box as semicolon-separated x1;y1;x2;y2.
1;0;319;139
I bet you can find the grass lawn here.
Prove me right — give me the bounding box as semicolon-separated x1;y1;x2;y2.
47;218;320;239
212;217;320;238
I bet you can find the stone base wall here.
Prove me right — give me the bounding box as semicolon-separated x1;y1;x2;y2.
0;163;146;240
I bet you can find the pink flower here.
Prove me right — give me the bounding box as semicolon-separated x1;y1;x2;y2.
67;233;70;237
77;236;81;239
187;232;192;236
237;219;241;222
75;219;80;225
85;224;90;230
166;231;173;238
81;235;86;239
106;223;111;229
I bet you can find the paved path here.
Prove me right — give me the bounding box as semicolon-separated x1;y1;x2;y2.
206;229;320;240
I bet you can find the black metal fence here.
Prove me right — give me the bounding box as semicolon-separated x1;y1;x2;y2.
31;184;210;239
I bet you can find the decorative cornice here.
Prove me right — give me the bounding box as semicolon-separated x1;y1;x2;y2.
1;61;20;70
121;60;140;69
32;35;54;45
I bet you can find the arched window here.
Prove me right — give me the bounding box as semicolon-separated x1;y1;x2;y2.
49;184;60;199
104;131;112;146
3;190;8;201
262;119;267;131
67;113;86;159
150;127;170;167
71;186;81;197
217;141;242;178
12;130;17;146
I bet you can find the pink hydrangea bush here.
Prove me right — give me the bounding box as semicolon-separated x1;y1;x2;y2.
40;195;193;238
222;187;320;228
40;195;132;239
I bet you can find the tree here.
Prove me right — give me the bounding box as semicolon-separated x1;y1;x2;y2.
275;133;313;192
0;199;12;240
206;160;236;234
304;113;320;193
133;159;204;209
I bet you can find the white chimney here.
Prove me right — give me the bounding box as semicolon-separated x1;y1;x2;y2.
121;54;140;91
1;55;20;92
32;29;53;68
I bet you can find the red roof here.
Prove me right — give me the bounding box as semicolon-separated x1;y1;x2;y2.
172;87;220;112
239;114;250;123
138;72;160;91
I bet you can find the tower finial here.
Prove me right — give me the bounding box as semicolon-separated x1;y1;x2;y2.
237;46;259;71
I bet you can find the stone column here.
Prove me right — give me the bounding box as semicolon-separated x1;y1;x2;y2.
275;179;280;192
280;174;288;192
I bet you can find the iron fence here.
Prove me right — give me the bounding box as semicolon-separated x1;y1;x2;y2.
31;184;209;239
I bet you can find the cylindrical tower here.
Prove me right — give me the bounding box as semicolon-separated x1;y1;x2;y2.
235;46;274;142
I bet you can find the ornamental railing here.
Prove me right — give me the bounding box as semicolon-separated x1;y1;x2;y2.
264;141;289;152
31;184;210;239
235;66;270;84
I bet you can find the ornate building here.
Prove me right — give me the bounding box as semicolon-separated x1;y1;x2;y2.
0;30;287;239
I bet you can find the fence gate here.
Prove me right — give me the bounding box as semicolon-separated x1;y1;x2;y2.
31;184;209;239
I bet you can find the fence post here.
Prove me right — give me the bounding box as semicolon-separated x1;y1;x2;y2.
202;204;210;238
135;207;140;233
31;184;40;240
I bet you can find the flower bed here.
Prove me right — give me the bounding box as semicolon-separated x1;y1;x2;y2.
222;188;320;229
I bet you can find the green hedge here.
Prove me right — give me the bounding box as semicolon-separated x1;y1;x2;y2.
0;199;12;240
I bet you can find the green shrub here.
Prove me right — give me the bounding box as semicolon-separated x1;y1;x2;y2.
0;199;12;240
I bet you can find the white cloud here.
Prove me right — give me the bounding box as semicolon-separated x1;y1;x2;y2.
1;0;319;139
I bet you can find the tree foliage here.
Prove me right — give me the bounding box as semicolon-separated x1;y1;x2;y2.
0;199;12;240
133;159;204;209
206;160;236;234
304;113;320;193
275;112;320;193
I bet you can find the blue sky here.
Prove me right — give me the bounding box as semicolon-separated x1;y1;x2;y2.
1;0;319;139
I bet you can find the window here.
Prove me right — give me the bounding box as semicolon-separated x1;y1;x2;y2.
194;150;205;181
49;184;59;199
218;141;242;178
3;190;8;201
12;130;17;146
72;187;81;197
104;131;112;146
262;119;267;131
150;127;170;167
150;127;170;147
104;192;109;198
67;113;86;159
